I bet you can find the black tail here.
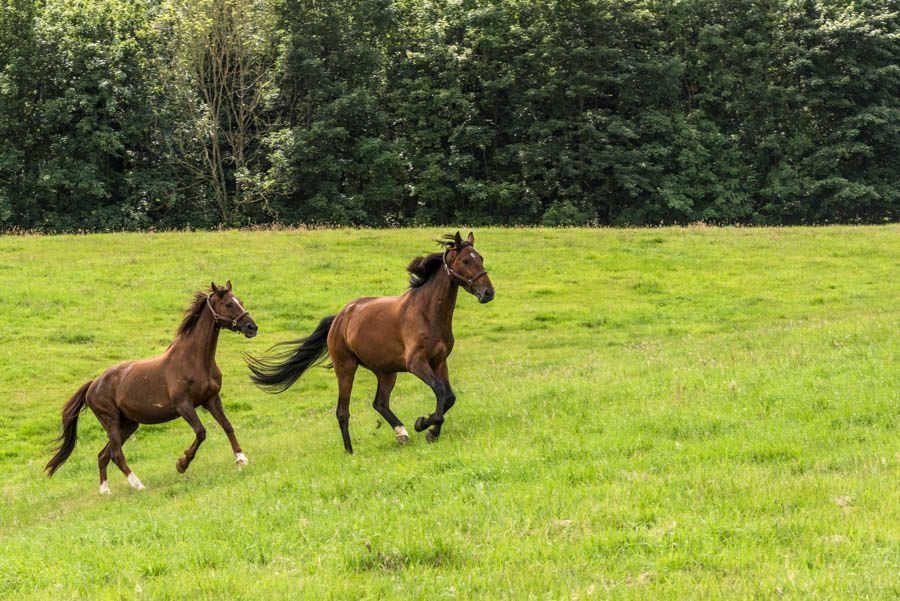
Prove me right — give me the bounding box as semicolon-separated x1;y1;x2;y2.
245;315;335;393
45;380;92;477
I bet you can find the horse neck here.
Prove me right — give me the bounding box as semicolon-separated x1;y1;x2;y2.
170;305;220;372
415;267;460;332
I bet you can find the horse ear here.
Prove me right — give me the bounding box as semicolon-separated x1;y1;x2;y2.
454;231;463;247
225;280;232;291
210;281;218;292
467;231;475;245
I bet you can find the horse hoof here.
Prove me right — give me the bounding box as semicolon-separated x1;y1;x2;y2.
127;473;146;490
394;425;409;443
99;481;111;495
425;430;439;443
414;417;427;432
235;452;249;466
176;459;187;474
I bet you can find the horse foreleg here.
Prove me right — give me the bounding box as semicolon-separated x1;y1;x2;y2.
175;402;206;473
205;394;247;466
424;360;455;442
409;356;453;443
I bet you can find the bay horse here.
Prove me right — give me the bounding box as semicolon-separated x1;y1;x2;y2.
45;281;258;494
245;231;494;453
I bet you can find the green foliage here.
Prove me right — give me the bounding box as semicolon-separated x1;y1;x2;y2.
0;0;175;230
0;226;897;598
1;0;899;229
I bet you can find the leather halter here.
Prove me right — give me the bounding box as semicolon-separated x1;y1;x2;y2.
206;293;248;330
442;248;488;292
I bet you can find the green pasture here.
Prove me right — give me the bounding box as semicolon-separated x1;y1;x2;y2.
0;226;897;600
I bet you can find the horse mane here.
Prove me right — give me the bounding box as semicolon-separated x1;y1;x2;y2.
407;234;471;288
176;292;209;336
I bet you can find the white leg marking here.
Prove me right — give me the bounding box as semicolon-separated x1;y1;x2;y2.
127;472;146;490
99;480;111;495
235;452;249;466
394;425;409;442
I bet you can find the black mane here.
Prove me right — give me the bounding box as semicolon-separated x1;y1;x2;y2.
407;234;471;288
176;292;209;336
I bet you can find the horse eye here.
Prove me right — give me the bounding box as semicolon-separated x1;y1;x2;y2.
226;303;233;308
463;258;471;264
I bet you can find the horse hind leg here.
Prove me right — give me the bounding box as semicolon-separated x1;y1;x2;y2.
98;443;111;494
371;371;407;443
333;357;358;454
91;393;142;494
107;417;143;491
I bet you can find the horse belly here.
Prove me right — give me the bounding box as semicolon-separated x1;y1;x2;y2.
116;370;177;424
350;330;407;372
121;402;177;424
360;351;407;373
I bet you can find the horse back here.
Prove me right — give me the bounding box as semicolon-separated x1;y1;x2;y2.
335;293;452;371
89;355;181;424
332;295;409;371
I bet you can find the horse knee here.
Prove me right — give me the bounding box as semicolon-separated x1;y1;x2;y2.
335;410;349;426
196;427;207;443
444;395;456;410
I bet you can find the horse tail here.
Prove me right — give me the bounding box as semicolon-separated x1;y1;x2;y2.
45;380;92;477
245;315;336;393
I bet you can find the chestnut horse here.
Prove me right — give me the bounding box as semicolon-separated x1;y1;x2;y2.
246;232;494;453
46;282;258;494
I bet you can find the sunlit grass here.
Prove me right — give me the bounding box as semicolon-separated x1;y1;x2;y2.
0;226;897;600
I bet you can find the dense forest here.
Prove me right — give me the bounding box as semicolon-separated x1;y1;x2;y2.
1;0;898;230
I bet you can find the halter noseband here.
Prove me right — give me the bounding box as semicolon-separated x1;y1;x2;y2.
206;293;249;330
442;248;488;291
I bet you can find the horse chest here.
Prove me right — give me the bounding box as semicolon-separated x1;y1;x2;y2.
428;336;454;361
175;376;220;400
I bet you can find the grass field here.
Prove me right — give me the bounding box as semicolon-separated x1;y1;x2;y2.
0;226;897;600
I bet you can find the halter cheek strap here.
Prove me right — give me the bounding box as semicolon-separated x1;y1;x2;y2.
206;293;249;329
442;249;488;291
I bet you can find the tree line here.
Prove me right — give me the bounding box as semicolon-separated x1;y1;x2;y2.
1;0;898;231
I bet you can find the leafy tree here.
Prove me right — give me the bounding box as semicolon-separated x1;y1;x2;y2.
0;0;173;230
0;0;897;230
